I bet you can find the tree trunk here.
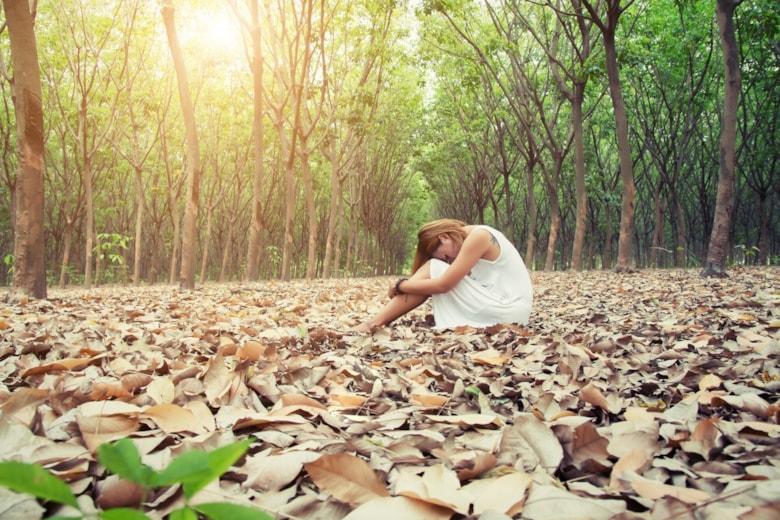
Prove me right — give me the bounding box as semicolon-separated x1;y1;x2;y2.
300;146;317;279
570;89;588;271
199;204;213;284
219;229;232;282
545;201;561;271
132;167;144;285
162;0;201;289
168;210;180;284
603;32;636;271
702;0;741;277
4;0;46;298
58;219;73;287
674;196;687;267
650;188;664;268
245;0;265;281
280;126;295;280
81;100;95;288
524;162;537;269
322;152;341;278
757;194;769;265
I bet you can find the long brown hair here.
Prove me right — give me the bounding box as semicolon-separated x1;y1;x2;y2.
411;219;468;273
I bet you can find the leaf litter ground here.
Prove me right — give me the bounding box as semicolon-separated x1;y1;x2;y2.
1;267;778;519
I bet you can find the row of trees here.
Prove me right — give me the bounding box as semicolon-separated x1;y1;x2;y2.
1;0;777;298
418;0;777;273
2;0;431;297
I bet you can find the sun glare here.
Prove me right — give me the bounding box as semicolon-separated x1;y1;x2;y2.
178;6;245;64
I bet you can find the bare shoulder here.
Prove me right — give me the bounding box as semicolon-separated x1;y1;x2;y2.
464;226;491;243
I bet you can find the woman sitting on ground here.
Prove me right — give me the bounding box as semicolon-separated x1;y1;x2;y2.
356;219;533;332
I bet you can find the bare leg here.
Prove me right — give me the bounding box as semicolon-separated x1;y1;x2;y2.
355;261;432;332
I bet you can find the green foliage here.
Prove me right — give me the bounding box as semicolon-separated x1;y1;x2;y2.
0;462;79;508
0;438;271;520
3;253;14;275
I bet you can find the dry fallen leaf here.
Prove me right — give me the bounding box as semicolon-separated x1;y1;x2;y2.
305;452;389;507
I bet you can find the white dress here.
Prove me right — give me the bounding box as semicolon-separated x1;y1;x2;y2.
429;225;533;329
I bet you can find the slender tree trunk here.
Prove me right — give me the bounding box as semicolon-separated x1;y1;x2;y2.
280;125;295;280
322;152;341;278
168;210;180;284
219;229;232;282
132;167;144;284
603;206;613;269
650;188;664;268
199;204;213;284
570;89;588;271
81;100;95;288
245;0;265;281
702;0;741;277
4;0;46;298
603;32;636;271
162;0;201;289
757;194;769;265
58;219;73;287
544;176;561;271
674;196;687;267
300;146;317;279
524;163;537;269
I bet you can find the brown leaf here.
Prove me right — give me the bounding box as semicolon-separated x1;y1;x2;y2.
630;474;712;503
523;484;626;520
142;403;201;434
0;387;49;416
77;414;139;452
610;449;652;490
580;383;622;414
470;348;510;366
343;496;452;520
96;475;145;509
305;452;389;507
460;472;531;515
698;374;722;391
237;340;266;361
498;414;563;474
22;355;104;377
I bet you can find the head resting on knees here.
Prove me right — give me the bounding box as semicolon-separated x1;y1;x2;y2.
411;218;468;273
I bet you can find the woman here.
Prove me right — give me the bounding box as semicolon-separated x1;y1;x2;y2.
356;219;533;331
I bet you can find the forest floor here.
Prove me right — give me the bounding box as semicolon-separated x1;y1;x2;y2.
1;267;779;519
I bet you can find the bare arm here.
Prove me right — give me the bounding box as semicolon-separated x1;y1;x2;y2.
397;229;492;296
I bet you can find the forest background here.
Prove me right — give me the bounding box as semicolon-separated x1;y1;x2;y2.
0;0;778;296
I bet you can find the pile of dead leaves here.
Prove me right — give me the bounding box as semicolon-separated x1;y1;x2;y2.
0;267;778;519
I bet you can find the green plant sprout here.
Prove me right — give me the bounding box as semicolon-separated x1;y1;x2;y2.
0;438;272;520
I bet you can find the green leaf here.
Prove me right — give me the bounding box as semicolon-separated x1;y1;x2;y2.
0;462;79;508
153;451;210;487
194;502;274;520
465;385;481;397
98;439;156;487
169;507;198;520
153;439;251;499
182;439;252;499
101;508;153;520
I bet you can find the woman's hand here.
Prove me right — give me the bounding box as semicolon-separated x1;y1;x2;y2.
388;278;408;298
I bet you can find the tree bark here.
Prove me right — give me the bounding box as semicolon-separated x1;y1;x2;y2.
4;0;46;298
58;218;73;287
300;144;318;279
524;161;537;269
161;0;201;289
702;0;741;277
570;89;588;271
245;0;265;281
132;167;144;284
80;99;95;288
603;32;636;271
